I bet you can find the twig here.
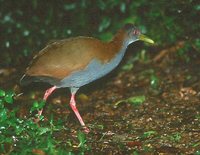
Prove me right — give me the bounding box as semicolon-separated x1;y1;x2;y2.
153;41;185;62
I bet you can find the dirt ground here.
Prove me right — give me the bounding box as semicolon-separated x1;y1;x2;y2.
1;45;200;154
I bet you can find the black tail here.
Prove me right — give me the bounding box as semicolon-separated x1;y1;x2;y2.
20;74;60;86
20;74;35;86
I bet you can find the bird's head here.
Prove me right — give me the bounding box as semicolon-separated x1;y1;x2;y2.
122;23;154;45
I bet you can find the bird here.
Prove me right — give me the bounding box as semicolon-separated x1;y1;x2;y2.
20;23;154;133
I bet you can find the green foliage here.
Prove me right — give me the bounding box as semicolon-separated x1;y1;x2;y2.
150;74;159;89
0;0;198;66
77;131;90;152
115;95;145;107
0;89;15;122
4;91;14;104
127;95;146;106
132;151;140;155
141;131;157;139
30;100;45;112
0;88;90;154
0;89;6;97
195;150;200;155
169;132;182;142
121;63;134;71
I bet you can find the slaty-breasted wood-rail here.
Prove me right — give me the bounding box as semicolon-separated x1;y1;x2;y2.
21;24;154;133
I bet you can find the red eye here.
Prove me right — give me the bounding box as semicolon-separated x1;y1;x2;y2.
133;29;140;35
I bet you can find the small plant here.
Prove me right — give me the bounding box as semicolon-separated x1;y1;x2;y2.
0;89;17;153
77;131;90;153
150;74;159;90
194;150;200;155
141;131;157;139
0;88;90;154
30;100;46;121
115;95;146;107
169;132;182;143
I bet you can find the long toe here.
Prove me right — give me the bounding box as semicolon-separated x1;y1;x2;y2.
82;126;90;134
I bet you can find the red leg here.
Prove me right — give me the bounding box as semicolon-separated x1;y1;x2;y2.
43;86;57;100
70;88;90;133
35;86;57;122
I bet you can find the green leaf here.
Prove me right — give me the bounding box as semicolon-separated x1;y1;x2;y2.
194;38;200;51
0;109;8;122
114;95;145;107
0;89;6;97
169;132;181;142
99;32;113;41
6;90;15;97
127;95;146;106
195;5;200;11
4;91;15;104
32;100;45;109
120;2;126;13
121;63;134;71
143;131;157;138
30;100;46;117
33;101;39;108
64;3;76;11
77;131;86;148
37;127;51;135
133;151;139;155
15;125;25;135
97;0;106;10
195;150;200;155
0;99;4;108
4;95;13;104
98;17;111;32
150;74;159;89
30;101;39;112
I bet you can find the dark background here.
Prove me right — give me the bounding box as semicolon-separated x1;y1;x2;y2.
0;0;199;67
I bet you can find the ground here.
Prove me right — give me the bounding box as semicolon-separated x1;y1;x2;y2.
1;45;200;154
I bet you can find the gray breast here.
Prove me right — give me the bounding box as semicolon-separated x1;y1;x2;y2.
57;47;127;88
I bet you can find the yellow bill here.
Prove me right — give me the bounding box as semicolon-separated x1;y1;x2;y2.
139;34;154;44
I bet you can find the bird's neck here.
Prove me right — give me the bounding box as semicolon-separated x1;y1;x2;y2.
111;29;130;46
107;30;129;57
97;29;130;63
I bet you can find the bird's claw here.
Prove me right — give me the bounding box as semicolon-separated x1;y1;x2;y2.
82;126;90;134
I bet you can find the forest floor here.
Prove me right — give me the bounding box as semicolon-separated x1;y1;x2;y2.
1;44;200;154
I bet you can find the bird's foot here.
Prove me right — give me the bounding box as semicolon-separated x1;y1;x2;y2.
82;126;90;134
33;115;47;123
33;117;40;123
